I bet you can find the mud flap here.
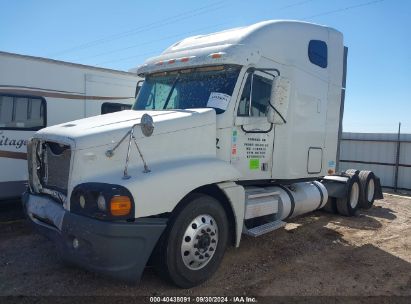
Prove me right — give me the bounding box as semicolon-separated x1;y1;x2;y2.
374;177;384;200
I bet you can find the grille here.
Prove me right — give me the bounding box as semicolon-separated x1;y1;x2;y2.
27;140;35;189
42;142;71;194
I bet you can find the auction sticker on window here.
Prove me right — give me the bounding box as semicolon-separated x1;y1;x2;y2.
207;92;231;110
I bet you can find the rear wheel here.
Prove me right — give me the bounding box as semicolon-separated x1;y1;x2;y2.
358;170;376;209
345;169;360;176
156;194;228;288
336;175;361;216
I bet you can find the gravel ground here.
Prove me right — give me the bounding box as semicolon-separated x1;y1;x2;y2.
0;194;410;297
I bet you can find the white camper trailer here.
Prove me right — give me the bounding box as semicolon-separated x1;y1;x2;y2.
0;52;141;200
23;21;383;287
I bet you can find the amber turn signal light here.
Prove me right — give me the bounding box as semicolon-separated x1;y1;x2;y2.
110;196;131;216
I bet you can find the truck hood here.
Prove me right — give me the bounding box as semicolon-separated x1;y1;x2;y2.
35;109;216;150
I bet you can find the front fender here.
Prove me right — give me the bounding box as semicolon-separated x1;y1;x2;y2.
76;157;242;218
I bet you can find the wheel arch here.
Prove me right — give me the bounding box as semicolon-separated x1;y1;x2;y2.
170;182;245;247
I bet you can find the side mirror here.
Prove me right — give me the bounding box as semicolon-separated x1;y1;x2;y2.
141;113;154;137
267;76;291;124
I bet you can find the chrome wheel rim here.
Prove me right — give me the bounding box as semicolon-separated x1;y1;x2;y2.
350;182;360;208
181;214;218;270
367;179;375;202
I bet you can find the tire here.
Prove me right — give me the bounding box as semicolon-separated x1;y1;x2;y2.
358;170;376;209
345;169;360;176
336;174;361;216
156;193;228;288
322;197;337;214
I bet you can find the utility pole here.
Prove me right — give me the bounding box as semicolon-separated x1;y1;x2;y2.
394;122;401;192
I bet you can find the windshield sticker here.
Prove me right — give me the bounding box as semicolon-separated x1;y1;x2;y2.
207;92;231;111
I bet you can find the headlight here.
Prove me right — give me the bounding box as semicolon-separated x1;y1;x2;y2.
79;195;86;209
70;183;134;221
97;194;106;211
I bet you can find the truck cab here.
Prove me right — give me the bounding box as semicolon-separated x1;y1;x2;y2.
23;20;382;288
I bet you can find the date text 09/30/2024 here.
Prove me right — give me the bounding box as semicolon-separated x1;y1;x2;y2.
149;296;257;303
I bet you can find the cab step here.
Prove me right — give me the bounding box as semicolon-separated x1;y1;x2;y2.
243;220;286;237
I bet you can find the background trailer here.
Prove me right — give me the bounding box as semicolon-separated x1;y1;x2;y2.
0;51;142;200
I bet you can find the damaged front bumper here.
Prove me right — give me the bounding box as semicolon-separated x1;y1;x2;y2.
23;192;167;283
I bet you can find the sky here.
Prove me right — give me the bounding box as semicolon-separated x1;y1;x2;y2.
0;0;410;133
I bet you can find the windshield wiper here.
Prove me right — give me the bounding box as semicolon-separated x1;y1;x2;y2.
163;74;180;110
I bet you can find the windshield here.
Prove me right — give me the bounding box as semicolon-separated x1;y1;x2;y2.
133;65;241;114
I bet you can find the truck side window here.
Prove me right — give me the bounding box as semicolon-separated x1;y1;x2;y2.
308;40;327;68
101;102;131;114
0;94;46;130
237;72;272;117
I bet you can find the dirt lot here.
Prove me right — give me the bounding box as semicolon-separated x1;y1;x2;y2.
0;194;410;297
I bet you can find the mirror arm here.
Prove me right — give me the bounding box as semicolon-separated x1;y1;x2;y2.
106;129;133;158
122;126;135;179
106;113;154;178
132;134;150;174
123;126;151;179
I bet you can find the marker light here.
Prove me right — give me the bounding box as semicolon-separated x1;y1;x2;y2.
209;52;223;59
168;59;176;64
180;57;189;62
156;61;164;66
110;196;132;216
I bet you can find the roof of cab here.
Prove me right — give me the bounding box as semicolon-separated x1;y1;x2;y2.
164;20;338;54
136;20;343;76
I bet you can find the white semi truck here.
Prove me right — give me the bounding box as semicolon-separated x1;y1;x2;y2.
23;20;383;288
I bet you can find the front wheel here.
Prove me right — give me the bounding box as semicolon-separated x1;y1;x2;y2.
157;194;229;288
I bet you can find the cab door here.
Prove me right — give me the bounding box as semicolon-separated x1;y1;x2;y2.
231;69;275;180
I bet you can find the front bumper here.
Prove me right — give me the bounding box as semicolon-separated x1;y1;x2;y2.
22;192;167;283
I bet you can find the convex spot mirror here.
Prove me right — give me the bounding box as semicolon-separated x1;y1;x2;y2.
141;113;154;137
267;76;291;125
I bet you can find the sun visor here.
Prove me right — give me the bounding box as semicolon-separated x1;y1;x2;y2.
136;44;261;76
